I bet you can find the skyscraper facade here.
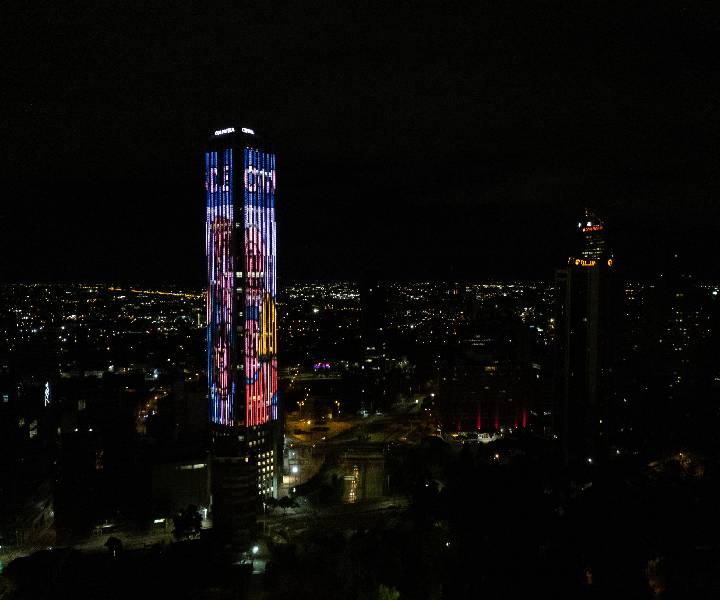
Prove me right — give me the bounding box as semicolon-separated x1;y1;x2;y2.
205;126;279;557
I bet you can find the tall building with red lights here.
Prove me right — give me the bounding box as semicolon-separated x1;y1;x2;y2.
553;210;618;465
578;209;607;261
206;126;279;559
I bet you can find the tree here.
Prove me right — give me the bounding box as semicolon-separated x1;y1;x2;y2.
172;505;202;539
264;495;279;514
105;536;123;557
278;496;298;514
378;584;401;600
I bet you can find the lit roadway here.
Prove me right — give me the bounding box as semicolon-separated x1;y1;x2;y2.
135;388;169;433
261;496;409;541
297;405;430;450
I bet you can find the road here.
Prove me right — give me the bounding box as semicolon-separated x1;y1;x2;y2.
261;495;409;540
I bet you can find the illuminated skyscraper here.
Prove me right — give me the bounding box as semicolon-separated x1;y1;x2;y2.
205;126;279;558
578;209;607;261
554;210;618;465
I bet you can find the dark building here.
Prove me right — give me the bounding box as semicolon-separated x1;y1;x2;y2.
630;252;720;450
439;306;535;439
553;210;620;465
205;126;281;562
359;273;388;413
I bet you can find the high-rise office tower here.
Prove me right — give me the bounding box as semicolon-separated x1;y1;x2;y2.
205;126;279;559
553;210;618;465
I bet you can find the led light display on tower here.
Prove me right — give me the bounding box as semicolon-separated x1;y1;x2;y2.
206;130;277;428
243;147;277;426
207;148;236;426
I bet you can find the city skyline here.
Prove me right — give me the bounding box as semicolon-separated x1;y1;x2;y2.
3;3;720;597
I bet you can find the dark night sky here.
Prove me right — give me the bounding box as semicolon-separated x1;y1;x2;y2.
2;2;720;284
